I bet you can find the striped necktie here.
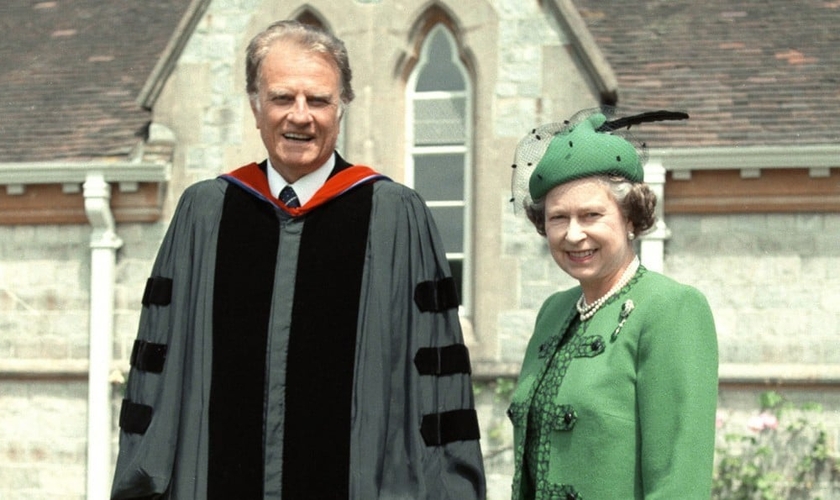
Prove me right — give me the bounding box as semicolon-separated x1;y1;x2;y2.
278;185;300;208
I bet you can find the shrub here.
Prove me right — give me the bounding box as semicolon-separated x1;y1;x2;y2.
713;391;840;499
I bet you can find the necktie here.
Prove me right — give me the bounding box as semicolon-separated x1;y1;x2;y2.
279;185;300;208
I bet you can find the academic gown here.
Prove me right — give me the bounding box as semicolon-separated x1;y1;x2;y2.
111;155;486;499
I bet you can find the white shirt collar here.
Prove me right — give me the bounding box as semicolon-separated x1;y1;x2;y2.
266;154;335;207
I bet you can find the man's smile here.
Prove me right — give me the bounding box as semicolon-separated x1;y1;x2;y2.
283;132;313;141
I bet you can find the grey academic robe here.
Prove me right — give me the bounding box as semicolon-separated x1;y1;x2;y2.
111;160;485;499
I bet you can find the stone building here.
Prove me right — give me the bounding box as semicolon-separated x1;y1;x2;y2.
1;0;838;498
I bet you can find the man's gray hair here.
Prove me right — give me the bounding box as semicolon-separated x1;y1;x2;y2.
245;20;354;108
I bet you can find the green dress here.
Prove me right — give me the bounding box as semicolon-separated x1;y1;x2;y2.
509;267;718;499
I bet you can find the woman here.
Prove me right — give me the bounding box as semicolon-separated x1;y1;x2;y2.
507;109;718;499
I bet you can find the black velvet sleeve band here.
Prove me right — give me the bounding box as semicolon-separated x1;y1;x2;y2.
119;399;153;435
413;277;459;312
142;276;173;307
414;344;472;376
130;340;168;374
420;409;481;446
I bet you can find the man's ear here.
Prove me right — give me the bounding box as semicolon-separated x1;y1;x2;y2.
249;97;260;127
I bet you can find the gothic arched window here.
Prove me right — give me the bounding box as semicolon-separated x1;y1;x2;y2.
406;24;473;314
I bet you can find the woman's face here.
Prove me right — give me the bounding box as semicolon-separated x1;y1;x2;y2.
544;177;635;299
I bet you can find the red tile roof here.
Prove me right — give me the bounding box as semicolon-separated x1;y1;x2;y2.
0;0;191;162
572;0;840;147
3;1;836;159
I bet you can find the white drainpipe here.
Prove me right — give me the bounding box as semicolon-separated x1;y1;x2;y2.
83;173;123;500
640;159;670;273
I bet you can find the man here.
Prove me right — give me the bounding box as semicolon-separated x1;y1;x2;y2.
111;20;485;500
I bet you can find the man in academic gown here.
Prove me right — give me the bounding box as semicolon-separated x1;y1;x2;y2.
111;20;485;500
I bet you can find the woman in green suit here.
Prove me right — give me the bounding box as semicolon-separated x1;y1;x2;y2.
507;109;719;499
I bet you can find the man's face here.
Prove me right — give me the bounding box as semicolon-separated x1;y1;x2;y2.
251;39;343;183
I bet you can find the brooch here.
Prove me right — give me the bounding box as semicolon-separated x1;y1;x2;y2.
611;300;635;341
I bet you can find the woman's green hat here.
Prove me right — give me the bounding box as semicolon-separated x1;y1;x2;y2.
510;108;688;210
529;113;642;200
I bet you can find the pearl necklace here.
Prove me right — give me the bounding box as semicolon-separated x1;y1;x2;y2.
576;256;640;321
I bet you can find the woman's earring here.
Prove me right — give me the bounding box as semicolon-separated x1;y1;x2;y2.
628;231;636;241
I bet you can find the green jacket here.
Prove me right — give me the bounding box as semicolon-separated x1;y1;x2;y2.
508;268;718;499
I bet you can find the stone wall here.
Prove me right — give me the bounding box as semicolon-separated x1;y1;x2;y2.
0;225;89;499
0;225;90;361
0;381;88;500
666;213;840;365
0;221;166;500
